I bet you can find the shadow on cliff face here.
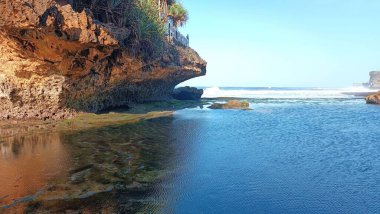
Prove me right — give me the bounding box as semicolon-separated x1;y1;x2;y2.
0;117;176;213
0;0;206;119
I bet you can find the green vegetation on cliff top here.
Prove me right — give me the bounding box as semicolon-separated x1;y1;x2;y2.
77;0;189;58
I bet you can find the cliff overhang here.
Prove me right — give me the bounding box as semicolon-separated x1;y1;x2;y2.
0;0;206;120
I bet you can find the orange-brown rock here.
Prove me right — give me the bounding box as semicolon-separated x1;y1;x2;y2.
0;0;206;120
366;92;380;105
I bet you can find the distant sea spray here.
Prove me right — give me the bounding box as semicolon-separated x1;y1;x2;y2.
202;86;378;99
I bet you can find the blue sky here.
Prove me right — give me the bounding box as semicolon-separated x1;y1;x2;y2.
178;0;380;87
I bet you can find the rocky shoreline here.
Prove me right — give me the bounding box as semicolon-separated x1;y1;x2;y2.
0;98;207;138
0;96;212;213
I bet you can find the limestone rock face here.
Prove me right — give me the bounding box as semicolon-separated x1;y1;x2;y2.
366;92;380;105
0;0;206;120
369;71;380;89
172;86;203;100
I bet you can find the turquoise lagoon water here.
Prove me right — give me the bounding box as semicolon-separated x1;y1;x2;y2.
1;87;380;213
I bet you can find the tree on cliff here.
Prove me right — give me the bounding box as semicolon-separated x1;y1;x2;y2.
168;2;188;27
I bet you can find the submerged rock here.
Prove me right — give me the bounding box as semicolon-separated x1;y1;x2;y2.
172;86;203;100
209;100;251;110
0;0;207;120
69;164;94;184
366;92;380;104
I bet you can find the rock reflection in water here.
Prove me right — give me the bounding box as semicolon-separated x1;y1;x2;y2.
0;117;175;213
0;133;70;212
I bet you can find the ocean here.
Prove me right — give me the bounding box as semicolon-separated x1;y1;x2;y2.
1;87;380;213
151;87;380;213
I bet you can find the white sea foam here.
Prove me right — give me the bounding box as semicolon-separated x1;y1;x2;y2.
202;86;378;99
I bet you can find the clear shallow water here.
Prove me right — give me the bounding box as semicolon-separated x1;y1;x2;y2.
156;97;380;214
1;89;380;213
0;120;176;213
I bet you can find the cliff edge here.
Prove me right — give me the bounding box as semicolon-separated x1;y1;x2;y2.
0;0;206;120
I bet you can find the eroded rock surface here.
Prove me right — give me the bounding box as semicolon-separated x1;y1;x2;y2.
0;0;206;120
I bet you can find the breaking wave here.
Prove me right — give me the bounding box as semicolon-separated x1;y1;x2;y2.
202;86;378;99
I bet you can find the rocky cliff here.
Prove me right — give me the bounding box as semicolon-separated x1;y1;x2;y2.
369;71;380;89
0;0;206;120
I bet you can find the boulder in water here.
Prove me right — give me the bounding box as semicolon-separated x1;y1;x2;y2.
209;100;251;110
366;92;380;104
173;87;203;100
